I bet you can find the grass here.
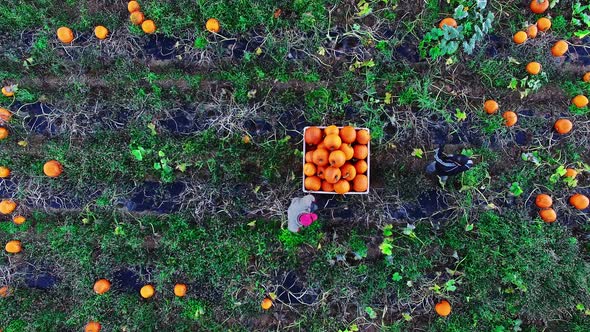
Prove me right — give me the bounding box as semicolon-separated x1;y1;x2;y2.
1;0;590;330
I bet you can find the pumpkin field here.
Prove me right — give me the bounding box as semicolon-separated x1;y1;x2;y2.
2;0;590;331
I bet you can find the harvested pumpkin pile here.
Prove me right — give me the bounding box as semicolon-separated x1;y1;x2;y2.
1;0;590;330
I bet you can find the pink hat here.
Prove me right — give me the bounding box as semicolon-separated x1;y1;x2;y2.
299;213;318;227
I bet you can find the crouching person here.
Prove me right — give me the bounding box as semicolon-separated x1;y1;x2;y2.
287;195;319;232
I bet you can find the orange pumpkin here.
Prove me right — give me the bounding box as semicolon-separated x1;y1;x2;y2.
527;24;538;38
353;145;368;159
305;127;322;145
355;160;368;174
535;194;553;209
439;18;457;29
324;134;342;151
328;150;346;168
206;18;220;33
356;129;370;144
551;40;568;57
435;300;451;317
57;27;74;44
0;127;9;140
324;125;339;136
94;26;108;40
0;200;16;215
93;279;111;295
85;321;101;332
304;163;316;177
312;149;329;166
484;100;499;114
304;176;321;191
128;0;140;13
0;286;9;298
513;31;527;44
572;95;589;108
569;194;589;210
130;11;145;25
316;165;326;179
12;215;25;225
539;208;557;223
502;111;517;127
554;119;572;134
0;108;12;123
565;168;577;178
537;17;551;31
174;283;187;297
321;180;334;192
526;62;541;75
1;86;15;97
43;160;63;177
334;179;350;194
339;143;354;160
353;174;368;192
339;126;357;144
5;240;21;254
142;20;156;34
261;297;273;310
0;166;10;178
530;0;549;14
324;167;341;184
583;72;590;82
140;284;155;299
340;163;357;181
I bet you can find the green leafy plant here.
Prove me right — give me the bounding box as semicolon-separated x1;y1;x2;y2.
571;1;590;38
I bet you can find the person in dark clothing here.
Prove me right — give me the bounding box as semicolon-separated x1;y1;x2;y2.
426;146;474;185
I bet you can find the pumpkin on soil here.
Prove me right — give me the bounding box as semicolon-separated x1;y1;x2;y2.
356;129;370;144
130;11;145;25
530;0;549;14
1;86;15;97
128;1;140;13
0;166;10;178
206;18;220;33
513;31;527;44
353;145;368;159
140;284;155;299
484;100;499;114
527;24;538;38
312;149;329;166
12;216;25;225
526;62;541;75
537;17;551;31
142;20;156;34
0;108;11;123
0;200;16;215
5;240;21;254
85;322;101;332
584;72;590;82
304;176;321;191
305;127;322;145
565;168;577;178
339;126;357;143
94;26;108;40
303;163;316;177
174;283;187;297
261;297;273;310
340;163;357;181
0;127;8;140
569;194;589;210
353;174;368;192
328;150;346;168
439;18;457;29
539;208;557;223
57;27;74;44
324;167;342;184
334;179;350;194
535;194;553;209
572;95;589;108
435;300;452;317
554;119;572;134
355;160;368;174
44;160;63;177
93;279;111;295
551;40;568;57
0;286;9;297
503;111;518;127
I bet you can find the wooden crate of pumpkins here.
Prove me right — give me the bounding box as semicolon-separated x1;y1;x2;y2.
302;126;370;194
